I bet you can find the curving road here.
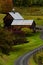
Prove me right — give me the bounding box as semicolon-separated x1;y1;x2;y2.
14;45;43;65
14;26;43;65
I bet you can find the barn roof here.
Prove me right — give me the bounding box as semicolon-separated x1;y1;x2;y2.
9;12;24;20
11;20;33;25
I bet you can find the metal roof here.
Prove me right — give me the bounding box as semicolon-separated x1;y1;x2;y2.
11;20;33;25
9;12;24;20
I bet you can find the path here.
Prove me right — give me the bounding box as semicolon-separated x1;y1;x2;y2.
14;46;43;65
14;26;43;65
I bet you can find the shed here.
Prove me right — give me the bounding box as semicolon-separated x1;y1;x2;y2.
11;20;36;32
3;12;24;27
3;12;36;32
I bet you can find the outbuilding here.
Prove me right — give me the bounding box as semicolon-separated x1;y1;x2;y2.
3;12;36;32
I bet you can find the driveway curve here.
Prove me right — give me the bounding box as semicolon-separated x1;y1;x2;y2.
14;26;43;65
14;45;43;65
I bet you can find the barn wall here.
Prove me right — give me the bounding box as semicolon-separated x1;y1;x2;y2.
3;14;13;27
11;25;31;31
10;24;36;32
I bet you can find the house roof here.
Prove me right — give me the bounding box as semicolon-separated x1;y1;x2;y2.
11;20;33;25
9;12;24;20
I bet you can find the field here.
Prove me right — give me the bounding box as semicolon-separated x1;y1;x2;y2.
0;14;43;26
15;7;43;25
0;7;43;65
0;7;43;26
14;7;43;16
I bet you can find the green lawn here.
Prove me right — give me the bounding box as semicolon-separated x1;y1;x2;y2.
0;32;43;65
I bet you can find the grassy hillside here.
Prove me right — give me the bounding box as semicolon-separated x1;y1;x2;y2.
15;7;43;16
0;7;43;26
0;32;43;65
0;14;43;26
15;7;43;26
0;14;5;27
0;7;43;65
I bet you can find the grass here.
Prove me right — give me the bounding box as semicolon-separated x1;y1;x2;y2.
28;56;38;65
15;7;43;25
14;7;43;16
23;15;43;26
0;14;43;26
0;32;43;65
0;7;43;26
0;14;6;27
28;50;43;65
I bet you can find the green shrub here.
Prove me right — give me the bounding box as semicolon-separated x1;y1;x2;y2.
0;28;15;54
0;28;27;54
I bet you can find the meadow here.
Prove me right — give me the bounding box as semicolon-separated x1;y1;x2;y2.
0;7;43;65
15;7;43;25
0;7;43;26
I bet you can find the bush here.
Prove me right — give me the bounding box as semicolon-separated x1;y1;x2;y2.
0;28;15;54
13;36;28;45
0;28;28;54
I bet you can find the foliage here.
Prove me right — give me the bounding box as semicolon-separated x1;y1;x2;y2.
33;50;43;65
0;32;43;65
0;28;15;54
0;27;27;54
0;14;6;27
13;0;43;6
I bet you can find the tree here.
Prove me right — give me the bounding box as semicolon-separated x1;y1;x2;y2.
0;27;27;54
13;0;43;6
0;28;15;54
0;0;13;13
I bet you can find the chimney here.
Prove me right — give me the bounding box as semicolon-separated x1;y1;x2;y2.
12;8;15;13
